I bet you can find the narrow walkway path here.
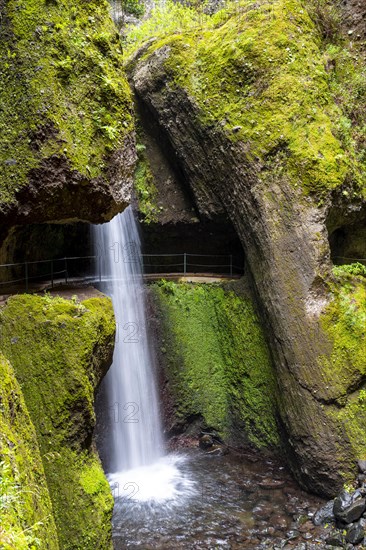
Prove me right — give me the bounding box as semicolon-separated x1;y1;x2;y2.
0;273;241;304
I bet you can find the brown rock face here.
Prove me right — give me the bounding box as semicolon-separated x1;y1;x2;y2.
0;135;136;249
129;47;357;497
342;0;366;41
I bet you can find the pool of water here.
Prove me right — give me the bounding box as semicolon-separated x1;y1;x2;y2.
111;449;327;549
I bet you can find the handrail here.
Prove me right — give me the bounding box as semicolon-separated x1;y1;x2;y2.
0;253;244;291
1;252;364;292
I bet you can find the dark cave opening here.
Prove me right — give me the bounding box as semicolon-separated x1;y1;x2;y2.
328;222;366;266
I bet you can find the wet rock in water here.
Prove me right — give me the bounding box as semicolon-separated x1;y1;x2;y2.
199;434;213;449
270;513;288;531
346;521;365;545
206;444;228;456
252;502;273;519
286;529;300;540
258;478;286;489
313;500;335;525
298;520;315;533
333;494;366;524
358;460;366;474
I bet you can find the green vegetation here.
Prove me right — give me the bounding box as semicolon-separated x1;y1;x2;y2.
332;388;366;459
125;0;366;198
0;353;58;549
319;268;365;396
333;262;366;279
0;294;115;550
134;142;159;223
0;0;133;207
121;0;145;18
319;268;366;458
152;281;279;448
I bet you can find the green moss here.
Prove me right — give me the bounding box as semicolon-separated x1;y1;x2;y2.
0;0;133;207
319;271;366;395
0;353;59;549
134;142;159;223
332;389;366;459
152;281;279;448
0;294;115;550
319;270;366;459
126;0;366;198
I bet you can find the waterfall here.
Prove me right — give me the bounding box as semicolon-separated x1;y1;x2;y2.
94;207;163;471
94;207;194;504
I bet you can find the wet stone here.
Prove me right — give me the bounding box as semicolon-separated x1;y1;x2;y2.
313;500;335;526
258;478;286;489
253;502;274;519
334;497;366;524
286;529;300;540
298;521;315;532
199;434;214;449
270;513;288;531
346;521;365;545
326;531;345;547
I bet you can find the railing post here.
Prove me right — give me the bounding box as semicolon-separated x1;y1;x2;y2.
51;260;54;289
25;262;28;292
184;253;187;275
230;255;233;277
65;258;68;285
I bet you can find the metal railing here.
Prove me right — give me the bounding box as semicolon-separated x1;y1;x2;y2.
0;253;244;292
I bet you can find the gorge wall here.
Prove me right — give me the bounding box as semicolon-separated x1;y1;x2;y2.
127;0;366;497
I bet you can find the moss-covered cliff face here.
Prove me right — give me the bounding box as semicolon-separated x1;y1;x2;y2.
321;267;366;461
0;293;115;550
150;280;279;449
0;0;135;246
127;0;366;496
0;353;59;549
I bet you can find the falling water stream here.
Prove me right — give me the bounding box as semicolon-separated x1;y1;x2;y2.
94;207;195;503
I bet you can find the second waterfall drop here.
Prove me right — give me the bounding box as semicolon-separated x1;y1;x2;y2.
94;207;194;503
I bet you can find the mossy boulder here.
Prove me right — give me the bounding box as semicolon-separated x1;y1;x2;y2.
0;353;59;549
0;0;136;247
150;280;279;449
0;293;116;550
128;0;366;495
